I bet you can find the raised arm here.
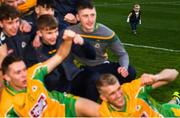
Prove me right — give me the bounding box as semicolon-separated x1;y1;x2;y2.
44;30;76;73
140;69;179;89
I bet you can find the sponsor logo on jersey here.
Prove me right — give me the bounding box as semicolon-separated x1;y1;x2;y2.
30;93;47;117
140;111;148;118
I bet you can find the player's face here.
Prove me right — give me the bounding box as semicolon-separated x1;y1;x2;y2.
40;28;59;45
134;7;140;12
77;7;96;33
4;0;18;8
0;17;20;37
5;61;27;91
36;6;55;17
101;82;125;109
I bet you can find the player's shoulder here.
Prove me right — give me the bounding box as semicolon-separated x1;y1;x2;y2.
90;23;115;40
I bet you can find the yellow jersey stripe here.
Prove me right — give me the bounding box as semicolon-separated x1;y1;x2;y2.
80;32;115;40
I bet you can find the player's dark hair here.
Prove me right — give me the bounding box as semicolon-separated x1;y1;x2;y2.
76;0;94;11
1;55;23;74
37;14;58;30
0;4;20;21
36;0;55;9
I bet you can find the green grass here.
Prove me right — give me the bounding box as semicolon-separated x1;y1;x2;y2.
95;0;180;102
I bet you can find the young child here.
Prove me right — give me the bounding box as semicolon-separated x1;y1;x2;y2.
127;4;141;34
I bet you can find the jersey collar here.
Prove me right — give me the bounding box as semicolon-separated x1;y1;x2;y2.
108;96;127;112
4;81;26;96
80;22;99;33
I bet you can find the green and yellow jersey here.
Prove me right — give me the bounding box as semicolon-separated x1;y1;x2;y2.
99;79;180;117
18;0;36;13
0;62;77;117
0;83;19;117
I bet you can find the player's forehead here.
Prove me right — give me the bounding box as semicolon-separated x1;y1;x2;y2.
101;82;120;93
2;17;19;22
41;27;58;33
78;7;96;15
4;0;18;3
9;61;26;71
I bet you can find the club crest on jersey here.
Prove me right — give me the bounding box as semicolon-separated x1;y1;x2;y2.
21;41;27;48
32;86;37;92
94;43;100;48
30;93;47;117
0;32;6;45
136;105;141;111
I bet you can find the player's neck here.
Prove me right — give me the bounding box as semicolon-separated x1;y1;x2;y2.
109;103;125;112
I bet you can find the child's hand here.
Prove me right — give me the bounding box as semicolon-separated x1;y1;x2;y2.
127;18;130;22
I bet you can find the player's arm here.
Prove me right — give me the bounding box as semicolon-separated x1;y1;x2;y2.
44;30;75;73
110;35;129;77
0;44;8;68
140;69;179;89
0;44;8;91
75;97;100;117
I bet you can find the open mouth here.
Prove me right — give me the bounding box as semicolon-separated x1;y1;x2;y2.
22;80;27;86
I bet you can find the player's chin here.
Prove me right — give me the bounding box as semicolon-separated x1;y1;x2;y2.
49;41;56;45
22;81;27;88
9;32;18;37
117;97;124;106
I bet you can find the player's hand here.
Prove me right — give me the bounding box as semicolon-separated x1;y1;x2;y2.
117;66;129;78
19;19;32;33
73;34;84;45
18;0;26;5
64;13;77;24
140;73;155;86
63;29;76;41
32;33;41;48
7;49;14;54
139;20;142;24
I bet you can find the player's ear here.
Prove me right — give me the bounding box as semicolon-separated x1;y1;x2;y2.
0;21;3;28
76;14;80;21
35;6;40;15
100;94;107;101
3;74;11;82
36;30;42;37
